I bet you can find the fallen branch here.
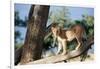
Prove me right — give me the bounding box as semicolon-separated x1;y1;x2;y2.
25;36;94;64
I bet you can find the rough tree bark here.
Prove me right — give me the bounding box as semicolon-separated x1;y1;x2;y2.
19;5;50;64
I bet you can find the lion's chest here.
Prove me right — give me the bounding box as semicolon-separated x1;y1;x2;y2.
57;36;66;42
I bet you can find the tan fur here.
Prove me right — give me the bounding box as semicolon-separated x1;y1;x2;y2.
51;23;85;55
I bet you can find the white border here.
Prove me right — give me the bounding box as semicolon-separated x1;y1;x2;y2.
10;0;96;69
11;1;14;69
13;0;95;7
0;0;10;69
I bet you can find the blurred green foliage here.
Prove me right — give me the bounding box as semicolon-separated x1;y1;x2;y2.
48;7;71;28
15;11;28;49
15;11;28;27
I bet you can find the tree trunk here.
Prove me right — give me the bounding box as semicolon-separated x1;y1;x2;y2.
20;5;50;64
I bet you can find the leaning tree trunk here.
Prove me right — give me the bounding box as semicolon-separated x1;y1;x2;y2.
20;5;50;64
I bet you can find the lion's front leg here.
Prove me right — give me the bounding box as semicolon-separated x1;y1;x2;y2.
61;40;67;55
56;41;62;55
